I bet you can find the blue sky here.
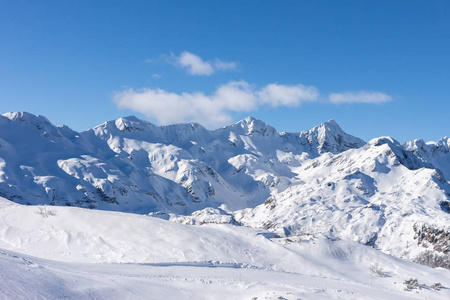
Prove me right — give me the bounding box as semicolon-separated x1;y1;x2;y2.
1;1;449;142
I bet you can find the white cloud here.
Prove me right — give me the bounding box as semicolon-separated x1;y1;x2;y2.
214;60;237;71
178;52;215;76
329;91;392;104
213;81;257;111
172;51;237;76
113;81;319;126
258;84;319;107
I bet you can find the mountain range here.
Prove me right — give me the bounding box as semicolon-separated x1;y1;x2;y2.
0;111;449;267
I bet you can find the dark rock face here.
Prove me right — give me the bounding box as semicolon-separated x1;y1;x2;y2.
440;201;450;213
413;224;450;269
413;223;450;254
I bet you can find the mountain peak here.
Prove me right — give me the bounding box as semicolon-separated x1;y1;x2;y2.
368;136;400;147
113;116;153;132
226;116;277;136
322;118;339;127
2;111;53;126
119;115;143;122
310;119;342;133
237;116;268;127
299;119;365;154
240;116;261;123
437;136;450;148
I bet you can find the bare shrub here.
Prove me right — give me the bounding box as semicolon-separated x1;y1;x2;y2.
369;263;389;277
36;205;56;218
431;282;443;290
403;278;425;291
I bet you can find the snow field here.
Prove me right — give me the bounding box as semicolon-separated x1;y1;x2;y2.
0;197;448;299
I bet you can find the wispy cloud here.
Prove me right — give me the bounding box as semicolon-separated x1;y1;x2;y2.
156;51;237;76
258;84;318;107
178;52;215;75
113;81;318;126
213;59;237;71
329;91;392;104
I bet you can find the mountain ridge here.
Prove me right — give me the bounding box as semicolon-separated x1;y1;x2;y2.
0;112;368;211
1;111;449;267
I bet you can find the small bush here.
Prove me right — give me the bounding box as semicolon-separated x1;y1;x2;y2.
431;282;443;290
403;278;426;291
370;263;389;277
36;205;56;218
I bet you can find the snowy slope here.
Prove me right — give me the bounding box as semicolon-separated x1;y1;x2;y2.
404;137;450;183
236;136;450;264
0;196;448;299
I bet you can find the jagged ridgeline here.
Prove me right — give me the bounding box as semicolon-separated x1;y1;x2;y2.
0;112;365;213
0;111;449;267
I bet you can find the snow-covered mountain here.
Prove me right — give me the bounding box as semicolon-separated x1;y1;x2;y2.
0;112;364;214
0;111;449;269
235;136;450;264
404;137;450;182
